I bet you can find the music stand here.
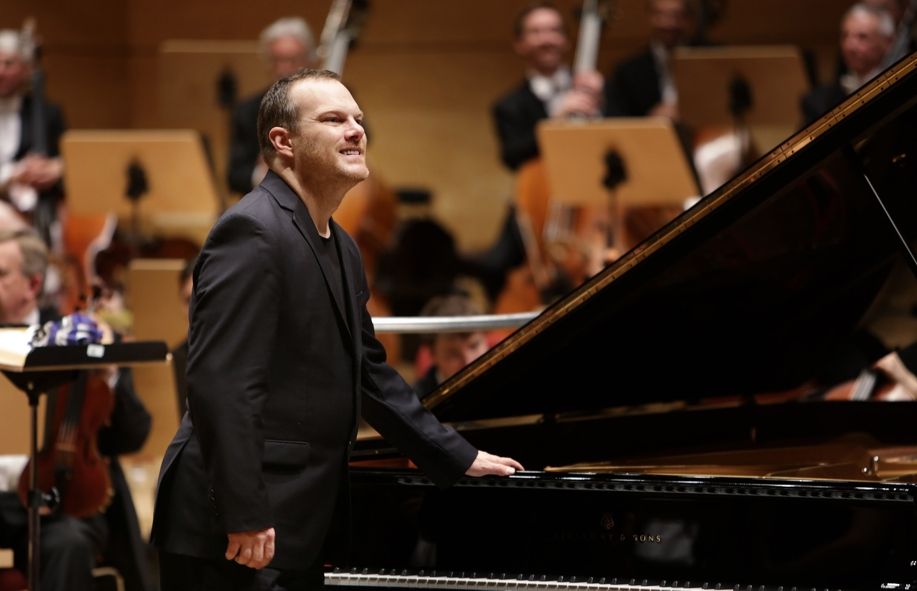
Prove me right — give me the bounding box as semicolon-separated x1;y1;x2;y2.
60;130;221;246
0;328;169;591
537;117;699;253
673;45;810;153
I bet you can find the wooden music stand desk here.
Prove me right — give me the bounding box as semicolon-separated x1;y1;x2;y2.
673;45;810;151
158;40;271;198
61;130;220;245
536;117;699;208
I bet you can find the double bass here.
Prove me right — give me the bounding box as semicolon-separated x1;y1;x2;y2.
318;0;399;280
498;0;615;313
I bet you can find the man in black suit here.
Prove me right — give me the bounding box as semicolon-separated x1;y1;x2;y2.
801;3;895;124
0;30;66;243
153;69;523;591
605;0;693;119
227;17;315;195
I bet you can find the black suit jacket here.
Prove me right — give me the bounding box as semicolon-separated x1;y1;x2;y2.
492;78;621;172
800;82;847;126
14;94;66;159
226;91;265;195
152;171;477;569
492;81;550;171
607;48;662;117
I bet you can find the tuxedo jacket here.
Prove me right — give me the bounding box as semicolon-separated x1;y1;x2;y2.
607;48;662;117
492;78;621;171
800;82;846;126
492;81;549;171
152;171;477;570
226;91;265;195
14;94;66;159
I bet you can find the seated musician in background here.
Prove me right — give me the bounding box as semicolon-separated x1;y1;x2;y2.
821;341;917;401
851;0;915;72
479;2;614;301
0;30;66;246
605;0;694;120
413;293;491;399
801;3;894;124
605;0;740;194
0;227;154;591
227;17;315;195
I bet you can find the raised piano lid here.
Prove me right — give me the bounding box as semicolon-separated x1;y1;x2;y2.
427;52;917;425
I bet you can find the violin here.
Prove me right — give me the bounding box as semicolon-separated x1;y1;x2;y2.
16;312;117;518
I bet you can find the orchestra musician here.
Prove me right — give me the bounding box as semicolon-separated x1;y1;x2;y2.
412;293;491;399
482;1;616;302
0;227;153;591
604;0;694;120
857;0;915;70
493;1;612;172
0;29;65;244
802;3;895;124
227;17;316;196
151;69;523;591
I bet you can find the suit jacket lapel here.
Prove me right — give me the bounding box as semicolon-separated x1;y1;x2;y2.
263;172;354;342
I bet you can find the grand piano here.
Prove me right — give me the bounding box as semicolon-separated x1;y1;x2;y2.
335;52;917;591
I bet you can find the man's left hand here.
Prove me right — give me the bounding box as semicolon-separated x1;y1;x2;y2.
465;450;524;477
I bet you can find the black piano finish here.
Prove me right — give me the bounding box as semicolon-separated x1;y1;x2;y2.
343;54;917;591
344;470;917;591
429;66;917;422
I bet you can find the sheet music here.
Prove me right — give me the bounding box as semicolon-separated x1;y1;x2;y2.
0;326;38;369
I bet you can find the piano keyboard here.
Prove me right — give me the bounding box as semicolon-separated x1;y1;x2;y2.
325;570;711;590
